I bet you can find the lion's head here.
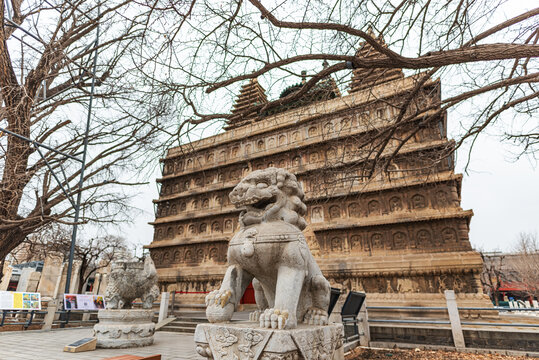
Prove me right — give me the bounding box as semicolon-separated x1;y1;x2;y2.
229;167;308;230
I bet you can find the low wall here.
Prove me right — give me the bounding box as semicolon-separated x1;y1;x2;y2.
370;324;539;352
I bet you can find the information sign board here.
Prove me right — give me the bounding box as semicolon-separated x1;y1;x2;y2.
63;293;105;310
0;291;41;310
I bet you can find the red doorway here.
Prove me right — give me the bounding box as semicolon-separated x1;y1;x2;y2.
240;282;256;304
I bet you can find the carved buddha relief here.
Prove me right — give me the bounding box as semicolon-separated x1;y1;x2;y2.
389;196;403;212
209;247;218;261
177;225;184;236
291;131;299;142
292;155;301;167
232;146;239;157
199;223;207;233
368;200;381;216
166;227;173;238
442;227;458;243
348;203;360;217
371;233;384;249
393;231;408;249
329;205;341;219
323;122;334;134
257;139;265;151
325;148;337;160
212;221;220;233
267;138;275;148
416;229;432;246
196;249;204;262
308;126;318;137
218;150;226;162
278;135;287;146
331;237;342;252
350;235;361;250
310;152;319;163
188;224;196;234
411;194;426;209
436;190;448;207
311;206;324;223
224;219;233;232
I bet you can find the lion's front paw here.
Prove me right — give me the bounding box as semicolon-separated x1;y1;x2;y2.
205;289;234;323
259;308;291;329
249;309;264;322
303;307;328;326
205;289;233;307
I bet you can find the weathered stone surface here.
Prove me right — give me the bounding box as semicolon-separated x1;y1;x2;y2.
94;309;155;348
37;256;64;297
194;322;344;360
148;57;485;309
205;168;331;330
105;256;159;310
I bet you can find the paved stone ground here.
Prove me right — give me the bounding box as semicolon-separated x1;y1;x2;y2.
0;328;201;360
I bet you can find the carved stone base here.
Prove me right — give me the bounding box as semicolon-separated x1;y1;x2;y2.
94;309;155;348
194;322;344;360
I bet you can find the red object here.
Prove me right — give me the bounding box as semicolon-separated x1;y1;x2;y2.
240;282;256;304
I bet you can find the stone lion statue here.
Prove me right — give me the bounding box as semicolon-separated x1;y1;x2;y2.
205;167;330;329
105;256;160;309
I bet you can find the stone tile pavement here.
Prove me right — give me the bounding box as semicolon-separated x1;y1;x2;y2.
0;328;201;360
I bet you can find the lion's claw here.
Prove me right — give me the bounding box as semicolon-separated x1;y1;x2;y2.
258;308;289;329
303;307;328;325
249;309;264;322
205;289;232;308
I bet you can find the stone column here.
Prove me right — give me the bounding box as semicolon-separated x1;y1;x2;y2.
158;292;170;323
445;290;465;349
37;256;64;298
0;265;13;291
43;299;59;331
16;268;35;292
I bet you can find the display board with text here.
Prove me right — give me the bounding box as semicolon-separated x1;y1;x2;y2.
64;294;105;310
0;291;41;310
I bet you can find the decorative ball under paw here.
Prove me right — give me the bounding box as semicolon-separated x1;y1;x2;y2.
206;302;234;323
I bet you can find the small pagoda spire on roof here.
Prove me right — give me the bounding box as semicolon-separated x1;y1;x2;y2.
349;28;404;94
226;78;268;129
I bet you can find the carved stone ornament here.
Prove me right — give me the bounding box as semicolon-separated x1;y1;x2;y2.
195;322;344;360
94;309;155;348
204;168;331;330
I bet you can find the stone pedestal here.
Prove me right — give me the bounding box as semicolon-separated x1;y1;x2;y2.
194;322;344;360
94;309;155;348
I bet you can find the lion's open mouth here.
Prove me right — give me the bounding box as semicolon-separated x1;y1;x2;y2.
235;194;277;213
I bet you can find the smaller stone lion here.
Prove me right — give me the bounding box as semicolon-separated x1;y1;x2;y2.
105;256;160;309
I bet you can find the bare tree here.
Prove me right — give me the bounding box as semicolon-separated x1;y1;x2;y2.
511;232;539;299
480;252;506;306
0;0;190;260
15;223;128;293
138;0;539;176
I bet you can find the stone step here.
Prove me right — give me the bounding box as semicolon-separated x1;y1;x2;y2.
159;325;196;334
168;321;198;328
